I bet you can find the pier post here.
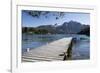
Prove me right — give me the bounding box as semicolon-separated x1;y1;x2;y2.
26;48;30;52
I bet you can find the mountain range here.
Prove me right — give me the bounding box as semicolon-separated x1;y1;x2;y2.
22;20;90;36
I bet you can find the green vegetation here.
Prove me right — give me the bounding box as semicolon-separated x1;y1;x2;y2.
22;27;49;34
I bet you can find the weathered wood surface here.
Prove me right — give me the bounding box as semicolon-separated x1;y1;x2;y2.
22;37;73;62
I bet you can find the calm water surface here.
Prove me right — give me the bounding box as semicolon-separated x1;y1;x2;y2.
22;34;90;60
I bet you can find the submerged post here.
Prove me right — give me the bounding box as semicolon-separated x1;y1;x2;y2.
26;48;30;52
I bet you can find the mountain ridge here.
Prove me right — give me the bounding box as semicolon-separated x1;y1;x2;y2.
22;20;90;35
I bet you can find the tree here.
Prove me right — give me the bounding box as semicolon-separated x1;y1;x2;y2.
23;10;66;20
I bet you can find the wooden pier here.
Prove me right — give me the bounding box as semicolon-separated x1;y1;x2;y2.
22;37;73;62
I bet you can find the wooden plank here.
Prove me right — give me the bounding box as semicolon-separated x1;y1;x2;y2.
22;37;73;62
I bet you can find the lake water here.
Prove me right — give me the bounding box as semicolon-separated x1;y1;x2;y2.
22;34;90;60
